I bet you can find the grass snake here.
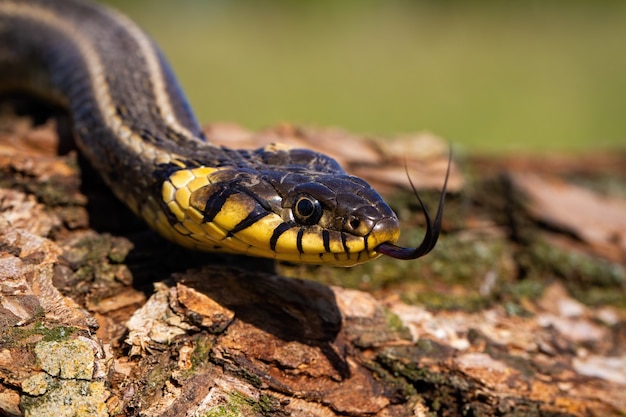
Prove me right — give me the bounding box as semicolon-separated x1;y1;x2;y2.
0;0;449;266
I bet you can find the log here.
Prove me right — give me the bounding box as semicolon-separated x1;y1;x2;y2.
1;105;625;416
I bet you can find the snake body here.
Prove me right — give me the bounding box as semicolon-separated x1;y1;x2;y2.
0;0;447;266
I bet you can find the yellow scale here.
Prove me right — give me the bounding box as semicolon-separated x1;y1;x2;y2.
152;166;379;265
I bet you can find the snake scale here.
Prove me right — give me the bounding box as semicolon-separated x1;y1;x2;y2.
0;0;448;266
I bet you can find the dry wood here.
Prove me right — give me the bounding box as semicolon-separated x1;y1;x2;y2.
1;108;625;416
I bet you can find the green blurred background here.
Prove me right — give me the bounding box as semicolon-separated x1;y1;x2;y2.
103;0;626;154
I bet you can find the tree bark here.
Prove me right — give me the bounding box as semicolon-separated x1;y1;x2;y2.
1;107;625;416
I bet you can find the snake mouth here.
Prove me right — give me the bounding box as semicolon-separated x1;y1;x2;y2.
376;151;451;260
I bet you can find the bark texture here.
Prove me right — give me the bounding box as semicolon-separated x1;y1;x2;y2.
1;107;625;416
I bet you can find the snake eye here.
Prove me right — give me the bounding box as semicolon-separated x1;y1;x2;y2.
293;194;323;225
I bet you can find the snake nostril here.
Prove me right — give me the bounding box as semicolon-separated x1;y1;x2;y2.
349;217;361;231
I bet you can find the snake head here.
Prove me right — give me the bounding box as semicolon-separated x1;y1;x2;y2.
257;169;403;265
156;148;448;267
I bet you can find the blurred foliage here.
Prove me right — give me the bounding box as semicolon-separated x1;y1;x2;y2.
102;0;626;153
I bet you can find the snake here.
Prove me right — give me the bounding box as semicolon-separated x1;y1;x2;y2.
0;0;448;267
